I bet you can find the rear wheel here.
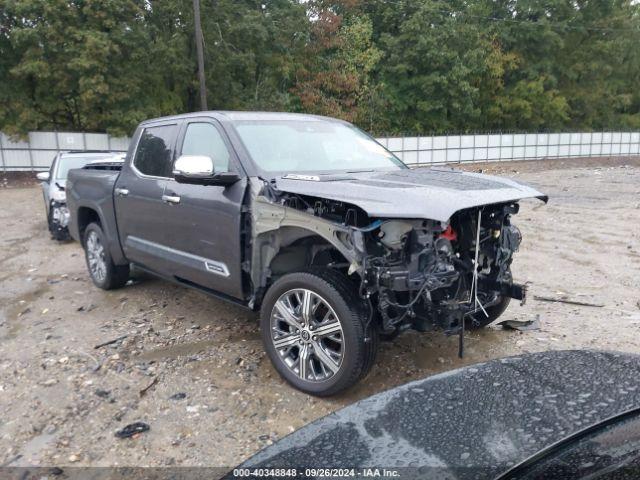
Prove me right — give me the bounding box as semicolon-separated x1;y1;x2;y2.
83;223;129;290
260;269;377;396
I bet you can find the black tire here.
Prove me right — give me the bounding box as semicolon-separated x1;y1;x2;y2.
83;223;129;290
359;319;379;381
320;269;378;383
260;268;378;396
467;295;511;329
468;268;514;329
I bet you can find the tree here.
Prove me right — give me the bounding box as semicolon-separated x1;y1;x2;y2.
198;0;308;111
290;1;383;129
1;0;168;136
0;0;638;136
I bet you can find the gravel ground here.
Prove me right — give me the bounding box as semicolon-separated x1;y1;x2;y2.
1;157;639;468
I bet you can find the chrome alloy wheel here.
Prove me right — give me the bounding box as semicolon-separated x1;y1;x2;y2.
86;231;107;283
270;288;344;382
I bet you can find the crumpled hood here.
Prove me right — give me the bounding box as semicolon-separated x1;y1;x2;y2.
274;167;547;222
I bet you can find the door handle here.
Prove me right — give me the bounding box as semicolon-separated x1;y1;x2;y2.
115;188;129;197
162;194;181;204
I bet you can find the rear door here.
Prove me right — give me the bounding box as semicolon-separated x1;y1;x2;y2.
160;118;246;299
114;123;179;274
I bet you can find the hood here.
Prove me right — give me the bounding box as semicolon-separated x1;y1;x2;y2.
274;167;547;222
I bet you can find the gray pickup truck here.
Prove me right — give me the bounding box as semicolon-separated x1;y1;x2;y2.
67;111;547;396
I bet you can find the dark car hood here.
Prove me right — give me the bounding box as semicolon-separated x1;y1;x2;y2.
238;350;640;478
274;168;547;222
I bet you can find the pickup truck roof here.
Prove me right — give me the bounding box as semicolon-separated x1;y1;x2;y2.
139;110;342;126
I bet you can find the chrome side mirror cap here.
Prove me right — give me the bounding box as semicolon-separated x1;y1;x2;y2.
173;155;215;181
173;155;239;186
36;172;50;182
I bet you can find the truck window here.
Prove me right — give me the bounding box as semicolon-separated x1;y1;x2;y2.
181;123;230;173
133;125;175;177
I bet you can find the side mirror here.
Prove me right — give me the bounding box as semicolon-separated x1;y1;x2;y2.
37;172;50;182
173;155;240;186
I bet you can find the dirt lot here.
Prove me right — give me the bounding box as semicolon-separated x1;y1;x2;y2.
1;157;639;468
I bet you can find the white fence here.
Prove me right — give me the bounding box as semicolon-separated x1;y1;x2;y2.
376;131;640;165
0;131;129;171
2;130;639;171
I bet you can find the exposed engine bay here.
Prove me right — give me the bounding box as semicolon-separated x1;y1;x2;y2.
361;205;524;335
261;187;527;340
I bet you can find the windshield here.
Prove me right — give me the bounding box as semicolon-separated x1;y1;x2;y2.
55;155;111;179
234;120;405;173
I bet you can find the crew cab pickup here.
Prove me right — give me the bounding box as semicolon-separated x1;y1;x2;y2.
67;111;547;396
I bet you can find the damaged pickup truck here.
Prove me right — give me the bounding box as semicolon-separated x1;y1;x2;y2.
66;112;547;396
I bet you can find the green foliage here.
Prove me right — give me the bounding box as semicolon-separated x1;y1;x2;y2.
291;1;383;129
1;0;161;136
197;0;308;111
0;0;638;136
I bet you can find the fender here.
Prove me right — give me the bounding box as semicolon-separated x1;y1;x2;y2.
249;179;365;296
67;174;128;266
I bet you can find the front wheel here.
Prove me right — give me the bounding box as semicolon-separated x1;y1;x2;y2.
83;223;129;290
468;296;511;329
260;269;377;396
468;269;513;329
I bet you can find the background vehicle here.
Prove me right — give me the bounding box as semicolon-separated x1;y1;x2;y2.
66;111;546;396
36;151;124;240
234;350;640;479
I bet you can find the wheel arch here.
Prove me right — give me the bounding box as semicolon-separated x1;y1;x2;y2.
268;231;351;273
250;225;360;308
77;206;101;245
74;202;128;265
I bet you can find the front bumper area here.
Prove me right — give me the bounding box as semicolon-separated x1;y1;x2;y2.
49;201;71;240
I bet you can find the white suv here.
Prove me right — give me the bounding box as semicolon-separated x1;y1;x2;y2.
36;151;124;240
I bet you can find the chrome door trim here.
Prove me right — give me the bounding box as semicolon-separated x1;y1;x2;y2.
126;236;230;277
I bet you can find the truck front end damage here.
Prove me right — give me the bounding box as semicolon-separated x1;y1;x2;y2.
360;205;525;336
247;176;533;342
